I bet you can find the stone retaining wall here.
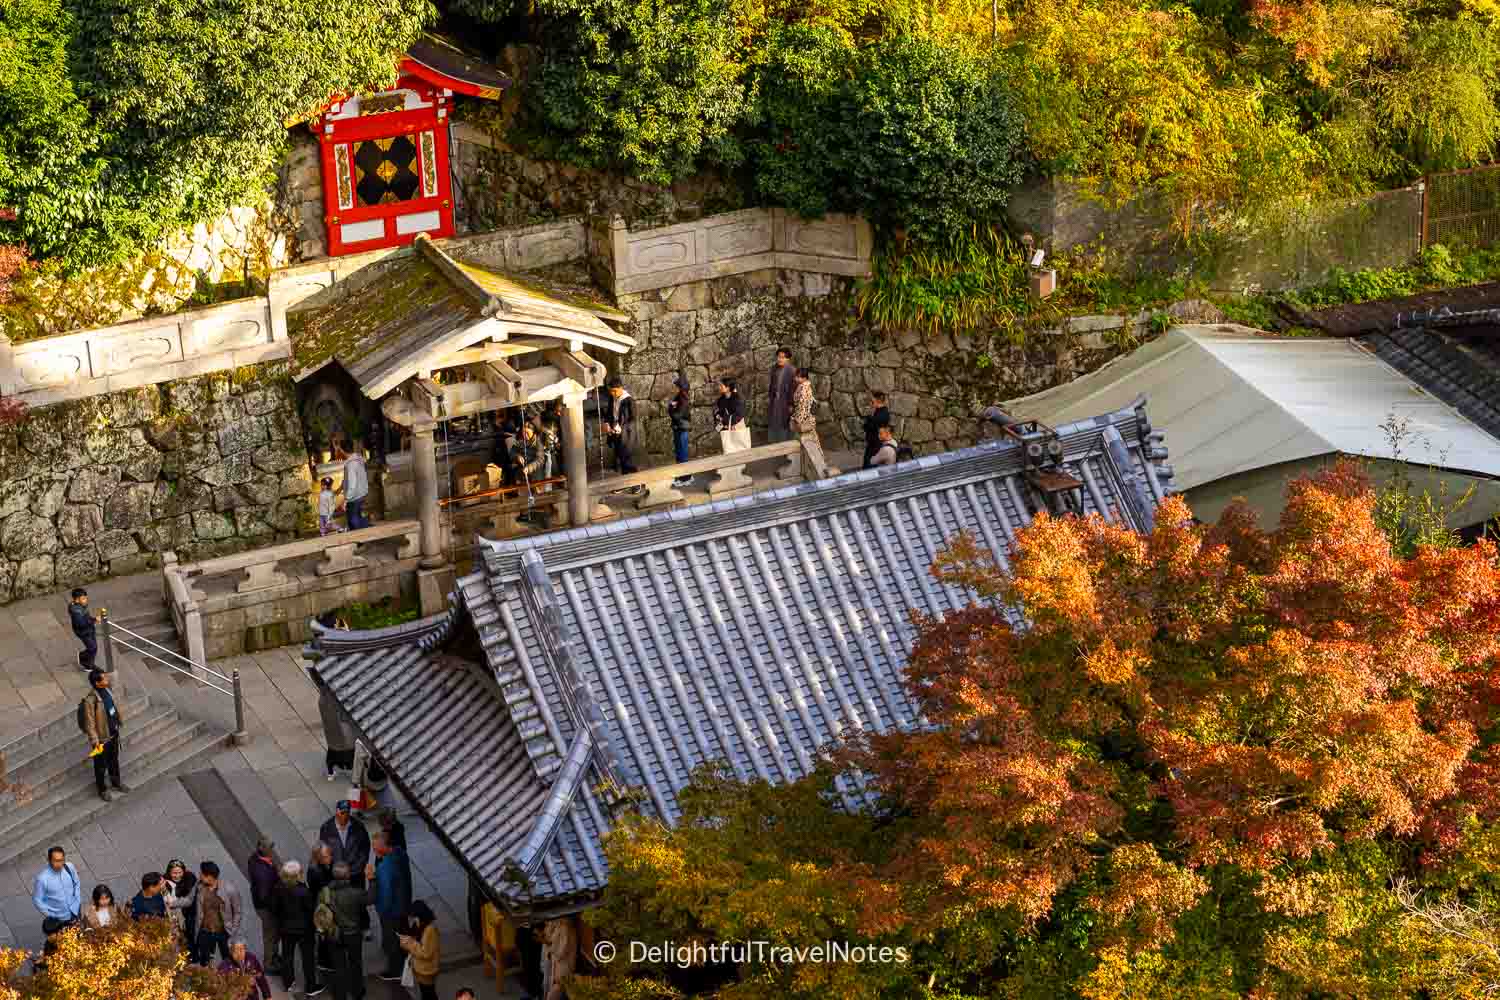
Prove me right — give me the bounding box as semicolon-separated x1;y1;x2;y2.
0;361;312;602
614;272;1169;460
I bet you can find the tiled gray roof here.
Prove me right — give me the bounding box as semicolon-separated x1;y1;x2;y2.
1361;328;1500;441
308;401;1173;914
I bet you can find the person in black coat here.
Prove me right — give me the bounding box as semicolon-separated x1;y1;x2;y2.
318;802;371;888
271;861;320;995
862;390;892;469
306;842;335;975
603;378;638;475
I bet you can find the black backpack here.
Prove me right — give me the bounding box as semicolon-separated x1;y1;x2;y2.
895;443;915;463
75;695;91;735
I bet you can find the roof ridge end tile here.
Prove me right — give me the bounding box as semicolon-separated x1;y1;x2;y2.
414;233;509;317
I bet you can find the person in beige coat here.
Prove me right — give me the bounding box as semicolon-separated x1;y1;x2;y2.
81;884;127;931
398;900;441;1000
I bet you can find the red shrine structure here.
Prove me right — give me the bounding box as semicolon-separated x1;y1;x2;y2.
315;36;511;257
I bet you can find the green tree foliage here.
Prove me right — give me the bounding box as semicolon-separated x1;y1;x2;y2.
0;0;432;269
751;31;1025;238
531;0;749;185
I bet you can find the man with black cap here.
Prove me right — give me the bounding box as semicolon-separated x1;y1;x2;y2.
667;372;692;486
248;836;284;976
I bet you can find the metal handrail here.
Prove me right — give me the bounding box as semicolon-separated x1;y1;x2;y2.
109;620;233;684
99;611;247;744
111;636;233;697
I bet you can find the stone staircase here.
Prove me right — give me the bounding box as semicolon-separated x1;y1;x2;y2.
0;636;229;869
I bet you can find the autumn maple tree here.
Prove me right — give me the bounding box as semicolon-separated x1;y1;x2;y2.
576;463;1500;998
0;918;249;1000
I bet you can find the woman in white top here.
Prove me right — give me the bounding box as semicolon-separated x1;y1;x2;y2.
81;884;126;930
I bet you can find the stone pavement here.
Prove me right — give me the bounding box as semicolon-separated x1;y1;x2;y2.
0;586;521;996
0;570;163;739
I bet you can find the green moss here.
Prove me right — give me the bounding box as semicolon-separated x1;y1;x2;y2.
288;257;470;377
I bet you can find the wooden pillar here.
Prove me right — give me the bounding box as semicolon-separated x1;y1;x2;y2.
413;425;444;569
562;393;590;529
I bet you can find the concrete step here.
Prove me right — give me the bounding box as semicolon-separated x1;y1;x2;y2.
2;693;151;782
5;702;175;791
0;718;229;866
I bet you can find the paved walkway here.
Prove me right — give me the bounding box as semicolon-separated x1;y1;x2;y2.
0;571;163;740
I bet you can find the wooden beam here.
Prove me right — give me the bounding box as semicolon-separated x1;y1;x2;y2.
480;360;523;404
546;349;605;390
429;340;520;369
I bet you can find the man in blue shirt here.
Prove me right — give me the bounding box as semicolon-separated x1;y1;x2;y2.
32;846;81;936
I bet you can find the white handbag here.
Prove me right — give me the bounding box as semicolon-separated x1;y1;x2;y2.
400;956;414;988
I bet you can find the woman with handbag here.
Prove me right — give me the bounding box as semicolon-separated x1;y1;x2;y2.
397;900;441;1000
790;368;819;445
713;377;749;454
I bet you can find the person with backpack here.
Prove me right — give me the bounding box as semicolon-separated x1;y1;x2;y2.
31;846;80;939
321;862;371;1000
80;669;128;802
870;425;900;467
307;842;336;975
68;588;98;671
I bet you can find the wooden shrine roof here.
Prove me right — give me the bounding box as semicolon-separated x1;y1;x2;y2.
287;234;633;397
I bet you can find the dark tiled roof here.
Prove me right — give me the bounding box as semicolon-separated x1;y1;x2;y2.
407;34;512;96
309;402;1174;914
1360;328;1500;441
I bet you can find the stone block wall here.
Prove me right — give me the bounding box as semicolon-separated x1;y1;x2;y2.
448;123;744;235
0;360;312;603
614;272;1152;461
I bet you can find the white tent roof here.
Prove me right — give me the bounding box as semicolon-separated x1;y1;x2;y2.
1009;325;1500;491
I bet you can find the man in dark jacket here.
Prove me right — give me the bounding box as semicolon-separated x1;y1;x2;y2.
318;802;371;889
667;373;692;485
768;347;796;443
307;843;335;975
69;588;97;671
862;391;892;469
130;872;168;920
247;837;283;976
368;831;413;980
604;378;638;476
324;863;369;1000
271;860;321;996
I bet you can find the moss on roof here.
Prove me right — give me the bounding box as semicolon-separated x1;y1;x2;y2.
288;257;476;380
456;261;630;322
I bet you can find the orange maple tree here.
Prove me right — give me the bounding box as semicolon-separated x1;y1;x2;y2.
578;462;1500;998
850;462;1500;944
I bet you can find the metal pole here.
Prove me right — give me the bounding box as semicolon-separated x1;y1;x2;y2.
100;609;115;674
232;669;249;746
